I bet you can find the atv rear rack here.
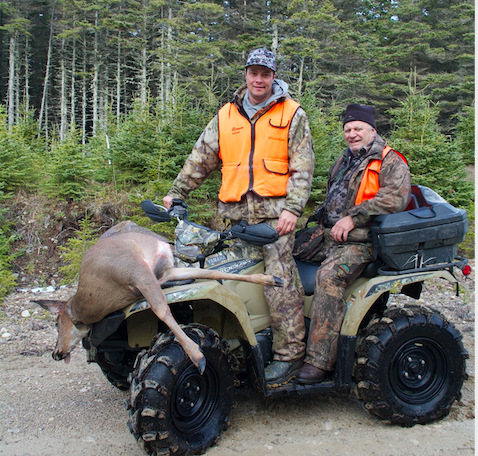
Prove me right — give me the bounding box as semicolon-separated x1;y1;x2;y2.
377;256;469;276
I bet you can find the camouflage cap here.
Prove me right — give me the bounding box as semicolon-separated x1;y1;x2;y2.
245;48;276;72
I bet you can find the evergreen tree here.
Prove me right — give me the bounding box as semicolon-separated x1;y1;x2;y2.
299;91;344;206
0;207;17;299
44;129;95;200
453;103;475;166
102;93;209;189
387;80;473;209
0;105;43;192
58;215;97;284
281;0;344;98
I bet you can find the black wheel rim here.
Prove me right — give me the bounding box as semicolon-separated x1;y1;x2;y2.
171;363;220;433
389;337;447;404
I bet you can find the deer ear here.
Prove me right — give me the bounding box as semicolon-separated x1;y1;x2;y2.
31;300;68;315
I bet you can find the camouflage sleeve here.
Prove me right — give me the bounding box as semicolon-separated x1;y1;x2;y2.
347;151;411;227
167;115;221;201
284;107;315;217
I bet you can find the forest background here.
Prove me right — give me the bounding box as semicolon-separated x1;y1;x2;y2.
0;0;475;297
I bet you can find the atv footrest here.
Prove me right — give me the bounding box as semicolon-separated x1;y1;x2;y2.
265;378;336;397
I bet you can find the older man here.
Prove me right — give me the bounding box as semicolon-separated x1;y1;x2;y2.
164;49;315;384
295;104;411;383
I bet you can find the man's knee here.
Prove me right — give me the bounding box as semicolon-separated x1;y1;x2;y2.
315;262;348;285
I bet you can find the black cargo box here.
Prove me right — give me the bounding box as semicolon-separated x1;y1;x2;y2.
370;187;468;271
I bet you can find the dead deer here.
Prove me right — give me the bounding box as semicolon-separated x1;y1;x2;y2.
33;221;281;374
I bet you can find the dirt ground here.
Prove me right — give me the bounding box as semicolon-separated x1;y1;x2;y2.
0;263;475;456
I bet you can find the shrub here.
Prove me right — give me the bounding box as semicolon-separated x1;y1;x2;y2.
58;216;97;284
43;130;96;201
0;192;17;300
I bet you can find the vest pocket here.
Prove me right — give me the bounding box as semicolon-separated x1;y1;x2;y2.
262;158;289;175
219;162;249;202
260;159;289;196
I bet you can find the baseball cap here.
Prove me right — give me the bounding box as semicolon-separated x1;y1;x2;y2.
245;48;276;72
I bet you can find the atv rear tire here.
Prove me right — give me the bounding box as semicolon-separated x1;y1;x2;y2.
354;305;468;426
127;324;235;455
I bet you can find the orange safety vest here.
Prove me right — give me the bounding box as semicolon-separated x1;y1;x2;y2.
217;99;300;203
355;146;407;205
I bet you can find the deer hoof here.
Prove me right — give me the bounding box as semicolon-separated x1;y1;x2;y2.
197;355;206;375
273;276;283;287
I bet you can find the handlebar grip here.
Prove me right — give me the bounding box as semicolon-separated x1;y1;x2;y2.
141;199;172;222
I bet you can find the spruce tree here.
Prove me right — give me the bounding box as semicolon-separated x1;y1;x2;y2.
387;80;473;209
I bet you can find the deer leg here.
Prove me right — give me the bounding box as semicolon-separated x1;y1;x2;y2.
136;275;206;374
159;267;283;287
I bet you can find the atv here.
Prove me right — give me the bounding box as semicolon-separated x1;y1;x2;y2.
82;184;471;456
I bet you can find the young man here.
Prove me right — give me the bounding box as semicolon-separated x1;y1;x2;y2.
163;49;315;384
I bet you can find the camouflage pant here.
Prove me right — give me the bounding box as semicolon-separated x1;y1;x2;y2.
304;229;374;370
261;219;306;362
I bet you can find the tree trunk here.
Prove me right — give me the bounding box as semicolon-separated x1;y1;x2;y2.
141;45;147;106
60;38;67;140
298;56;304;97
7;31;16;129
140;1;148;106
272;23;278;55
14;34;20;123
92;9;99;135
38;7;54;136
81;35;87;144
70;40;76;127
165;7;172;106
116;33;121;125
24;32;30;111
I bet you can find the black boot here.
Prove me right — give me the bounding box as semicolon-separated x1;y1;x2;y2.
295;363;329;384
264;358;304;384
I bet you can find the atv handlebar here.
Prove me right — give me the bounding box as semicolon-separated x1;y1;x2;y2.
141;199;279;247
140;199;189;222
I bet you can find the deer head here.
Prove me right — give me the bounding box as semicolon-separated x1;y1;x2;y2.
33;300;91;364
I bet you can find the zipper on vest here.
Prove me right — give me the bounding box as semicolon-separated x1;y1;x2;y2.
248;123;255;191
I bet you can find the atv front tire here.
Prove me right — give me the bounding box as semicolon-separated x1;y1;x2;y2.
354;305;468;426
95;351;133;391
127;324;235;455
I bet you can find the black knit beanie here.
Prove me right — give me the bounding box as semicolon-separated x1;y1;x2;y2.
343;104;376;128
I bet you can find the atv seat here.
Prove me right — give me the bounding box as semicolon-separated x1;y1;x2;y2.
295;258;383;297
295;259;320;296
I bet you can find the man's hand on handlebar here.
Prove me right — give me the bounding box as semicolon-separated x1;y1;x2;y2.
163;196;173;209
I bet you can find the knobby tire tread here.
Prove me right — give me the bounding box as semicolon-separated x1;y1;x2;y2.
354;305;468;426
126;324;235;456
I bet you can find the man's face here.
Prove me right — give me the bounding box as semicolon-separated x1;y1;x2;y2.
245;65;275;105
344;120;376;154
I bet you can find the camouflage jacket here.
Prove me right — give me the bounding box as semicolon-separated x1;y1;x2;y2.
167;84;314;224
316;134;411;240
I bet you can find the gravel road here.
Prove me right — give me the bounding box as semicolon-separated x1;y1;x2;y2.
0;262;475;456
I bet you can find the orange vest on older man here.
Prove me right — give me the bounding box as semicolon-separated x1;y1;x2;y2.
355;146;407;205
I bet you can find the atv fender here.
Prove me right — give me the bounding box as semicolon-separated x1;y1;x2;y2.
122;280;259;348
341;269;457;336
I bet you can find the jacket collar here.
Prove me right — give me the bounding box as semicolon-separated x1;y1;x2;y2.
232;83;290;120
